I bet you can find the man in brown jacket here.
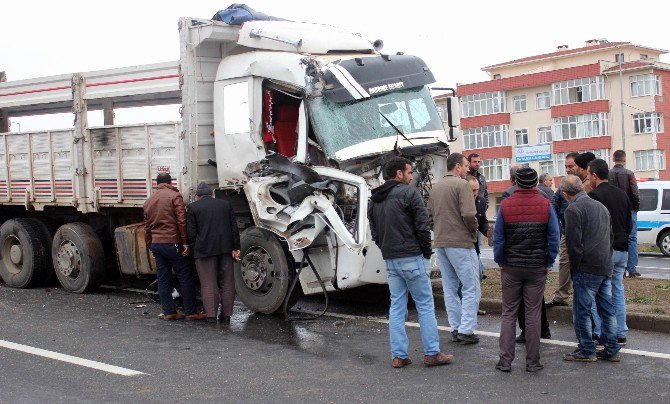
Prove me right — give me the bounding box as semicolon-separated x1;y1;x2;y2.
144;173;205;321
429;153;480;345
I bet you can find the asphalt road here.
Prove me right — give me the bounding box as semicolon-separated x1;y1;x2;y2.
2;284;670;403
479;248;670;280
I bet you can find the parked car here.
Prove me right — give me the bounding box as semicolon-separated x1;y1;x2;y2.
637;180;670;256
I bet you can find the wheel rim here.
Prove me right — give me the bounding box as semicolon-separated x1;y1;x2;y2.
662;234;670;254
56;240;82;279
2;235;23;275
240;246;277;295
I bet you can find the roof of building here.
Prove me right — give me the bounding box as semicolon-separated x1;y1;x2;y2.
602;61;654;74
483;42;667;71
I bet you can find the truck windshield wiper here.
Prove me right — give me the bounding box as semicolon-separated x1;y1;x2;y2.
379;111;414;149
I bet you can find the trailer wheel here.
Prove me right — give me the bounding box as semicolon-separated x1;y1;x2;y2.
52;223;104;293
659;230;670;257
235;227;298;314
0;218;50;288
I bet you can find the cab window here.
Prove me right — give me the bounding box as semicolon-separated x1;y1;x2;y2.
639;189;659;211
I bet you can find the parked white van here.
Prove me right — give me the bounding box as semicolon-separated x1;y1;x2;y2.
637;180;670;256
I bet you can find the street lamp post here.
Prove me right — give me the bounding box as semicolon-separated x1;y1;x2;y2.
618;46;626;152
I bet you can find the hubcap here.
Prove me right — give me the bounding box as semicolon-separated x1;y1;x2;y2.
56;240;82;278
240;247;276;294
662;235;670;254
9;244;23;265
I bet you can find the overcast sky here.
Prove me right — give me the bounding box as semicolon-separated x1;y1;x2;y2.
3;0;669;130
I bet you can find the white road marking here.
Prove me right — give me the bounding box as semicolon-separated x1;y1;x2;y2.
636;266;670;270
295;310;670;360
0;339;147;376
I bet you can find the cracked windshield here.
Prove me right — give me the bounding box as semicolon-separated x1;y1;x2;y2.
308;86;444;158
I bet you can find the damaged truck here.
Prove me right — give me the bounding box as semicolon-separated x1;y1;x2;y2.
0;7;460;313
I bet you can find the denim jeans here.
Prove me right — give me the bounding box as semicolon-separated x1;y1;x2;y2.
591;250;628;338
627;211;639;274
152;243;197;315
477;232;484;280
572;272;620;357
436;247;481;335
386;255;440;358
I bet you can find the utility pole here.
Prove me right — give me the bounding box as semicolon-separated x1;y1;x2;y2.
618;46;626;152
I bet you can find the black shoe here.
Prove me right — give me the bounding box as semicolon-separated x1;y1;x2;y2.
206;317;217;323
618;337;627;346
545;300;568;308
596;351;621;362
593;334;603;347
457;333;479;345
515;333;526;344
628;272;642;279
526;363;544;372
541;330;552;339
450;330;461;343
481;274;488;280
563;349;597;362
495;360;511;372
218;315;231;324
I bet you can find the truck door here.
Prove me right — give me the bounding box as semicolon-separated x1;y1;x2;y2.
213;77;265;188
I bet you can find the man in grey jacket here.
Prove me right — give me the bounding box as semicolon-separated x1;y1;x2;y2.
429;153;480;345
560;175;620;362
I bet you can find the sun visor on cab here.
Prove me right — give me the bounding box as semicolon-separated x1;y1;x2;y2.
321;55;436;103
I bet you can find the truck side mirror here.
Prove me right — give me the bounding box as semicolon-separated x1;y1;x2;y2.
446;96;460;142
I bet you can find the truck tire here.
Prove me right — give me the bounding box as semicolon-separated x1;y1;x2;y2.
52;223;104;293
32;219;56;284
659;230;670;257
0;218;50;288
235;227;298;314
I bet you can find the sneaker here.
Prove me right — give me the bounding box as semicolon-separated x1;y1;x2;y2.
617;337;627;346
424;352;454;367
593;334;603;347
515;333;526;344
545;300;568;308
596;351;621;362
457;333;480;345
541;330;552;339
563;349;597;362
450;330;461;343
628;272;642;279
526;363;544;372
495;360;511;372
392;357;412;368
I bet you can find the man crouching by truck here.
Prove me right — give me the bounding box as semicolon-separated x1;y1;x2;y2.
368;156;454;369
144;173;206;321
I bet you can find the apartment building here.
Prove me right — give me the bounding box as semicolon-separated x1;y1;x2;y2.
435;40;670;217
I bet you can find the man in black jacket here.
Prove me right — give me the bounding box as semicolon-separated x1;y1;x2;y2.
187;182;240;324
587;159;631;345
368;157;453;368
560;175;620;362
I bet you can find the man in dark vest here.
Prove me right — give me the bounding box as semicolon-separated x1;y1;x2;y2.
493;167;560;372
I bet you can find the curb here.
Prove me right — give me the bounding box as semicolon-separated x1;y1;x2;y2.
433;294;670;334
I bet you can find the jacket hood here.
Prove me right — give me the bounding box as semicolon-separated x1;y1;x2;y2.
371;180;401;203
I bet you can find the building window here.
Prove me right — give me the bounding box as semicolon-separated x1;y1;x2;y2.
515;129;529;145
640;54;649;60
460;91;507;118
615;53;624;63
462;124;509;149
538;126;552;144
536;92;551;109
552;76;605;105
552;113;608;140
540;160;556;177
513;95;527;112
493;74;501;80
555;149;610;176
630;74;661;97
635;149;666;171
481;158;511;182
633;112;663;134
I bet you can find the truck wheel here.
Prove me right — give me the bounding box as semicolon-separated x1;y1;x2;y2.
659;230;670;257
52;223;104;293
235;227;297;314
0;218;50;288
32;219;56;284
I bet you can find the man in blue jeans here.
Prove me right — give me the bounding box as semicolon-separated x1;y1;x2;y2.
560;175;620;362
429;153;481;345
143;173;205;321
369;157;453;368
587;159;631;346
609;150;641;278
